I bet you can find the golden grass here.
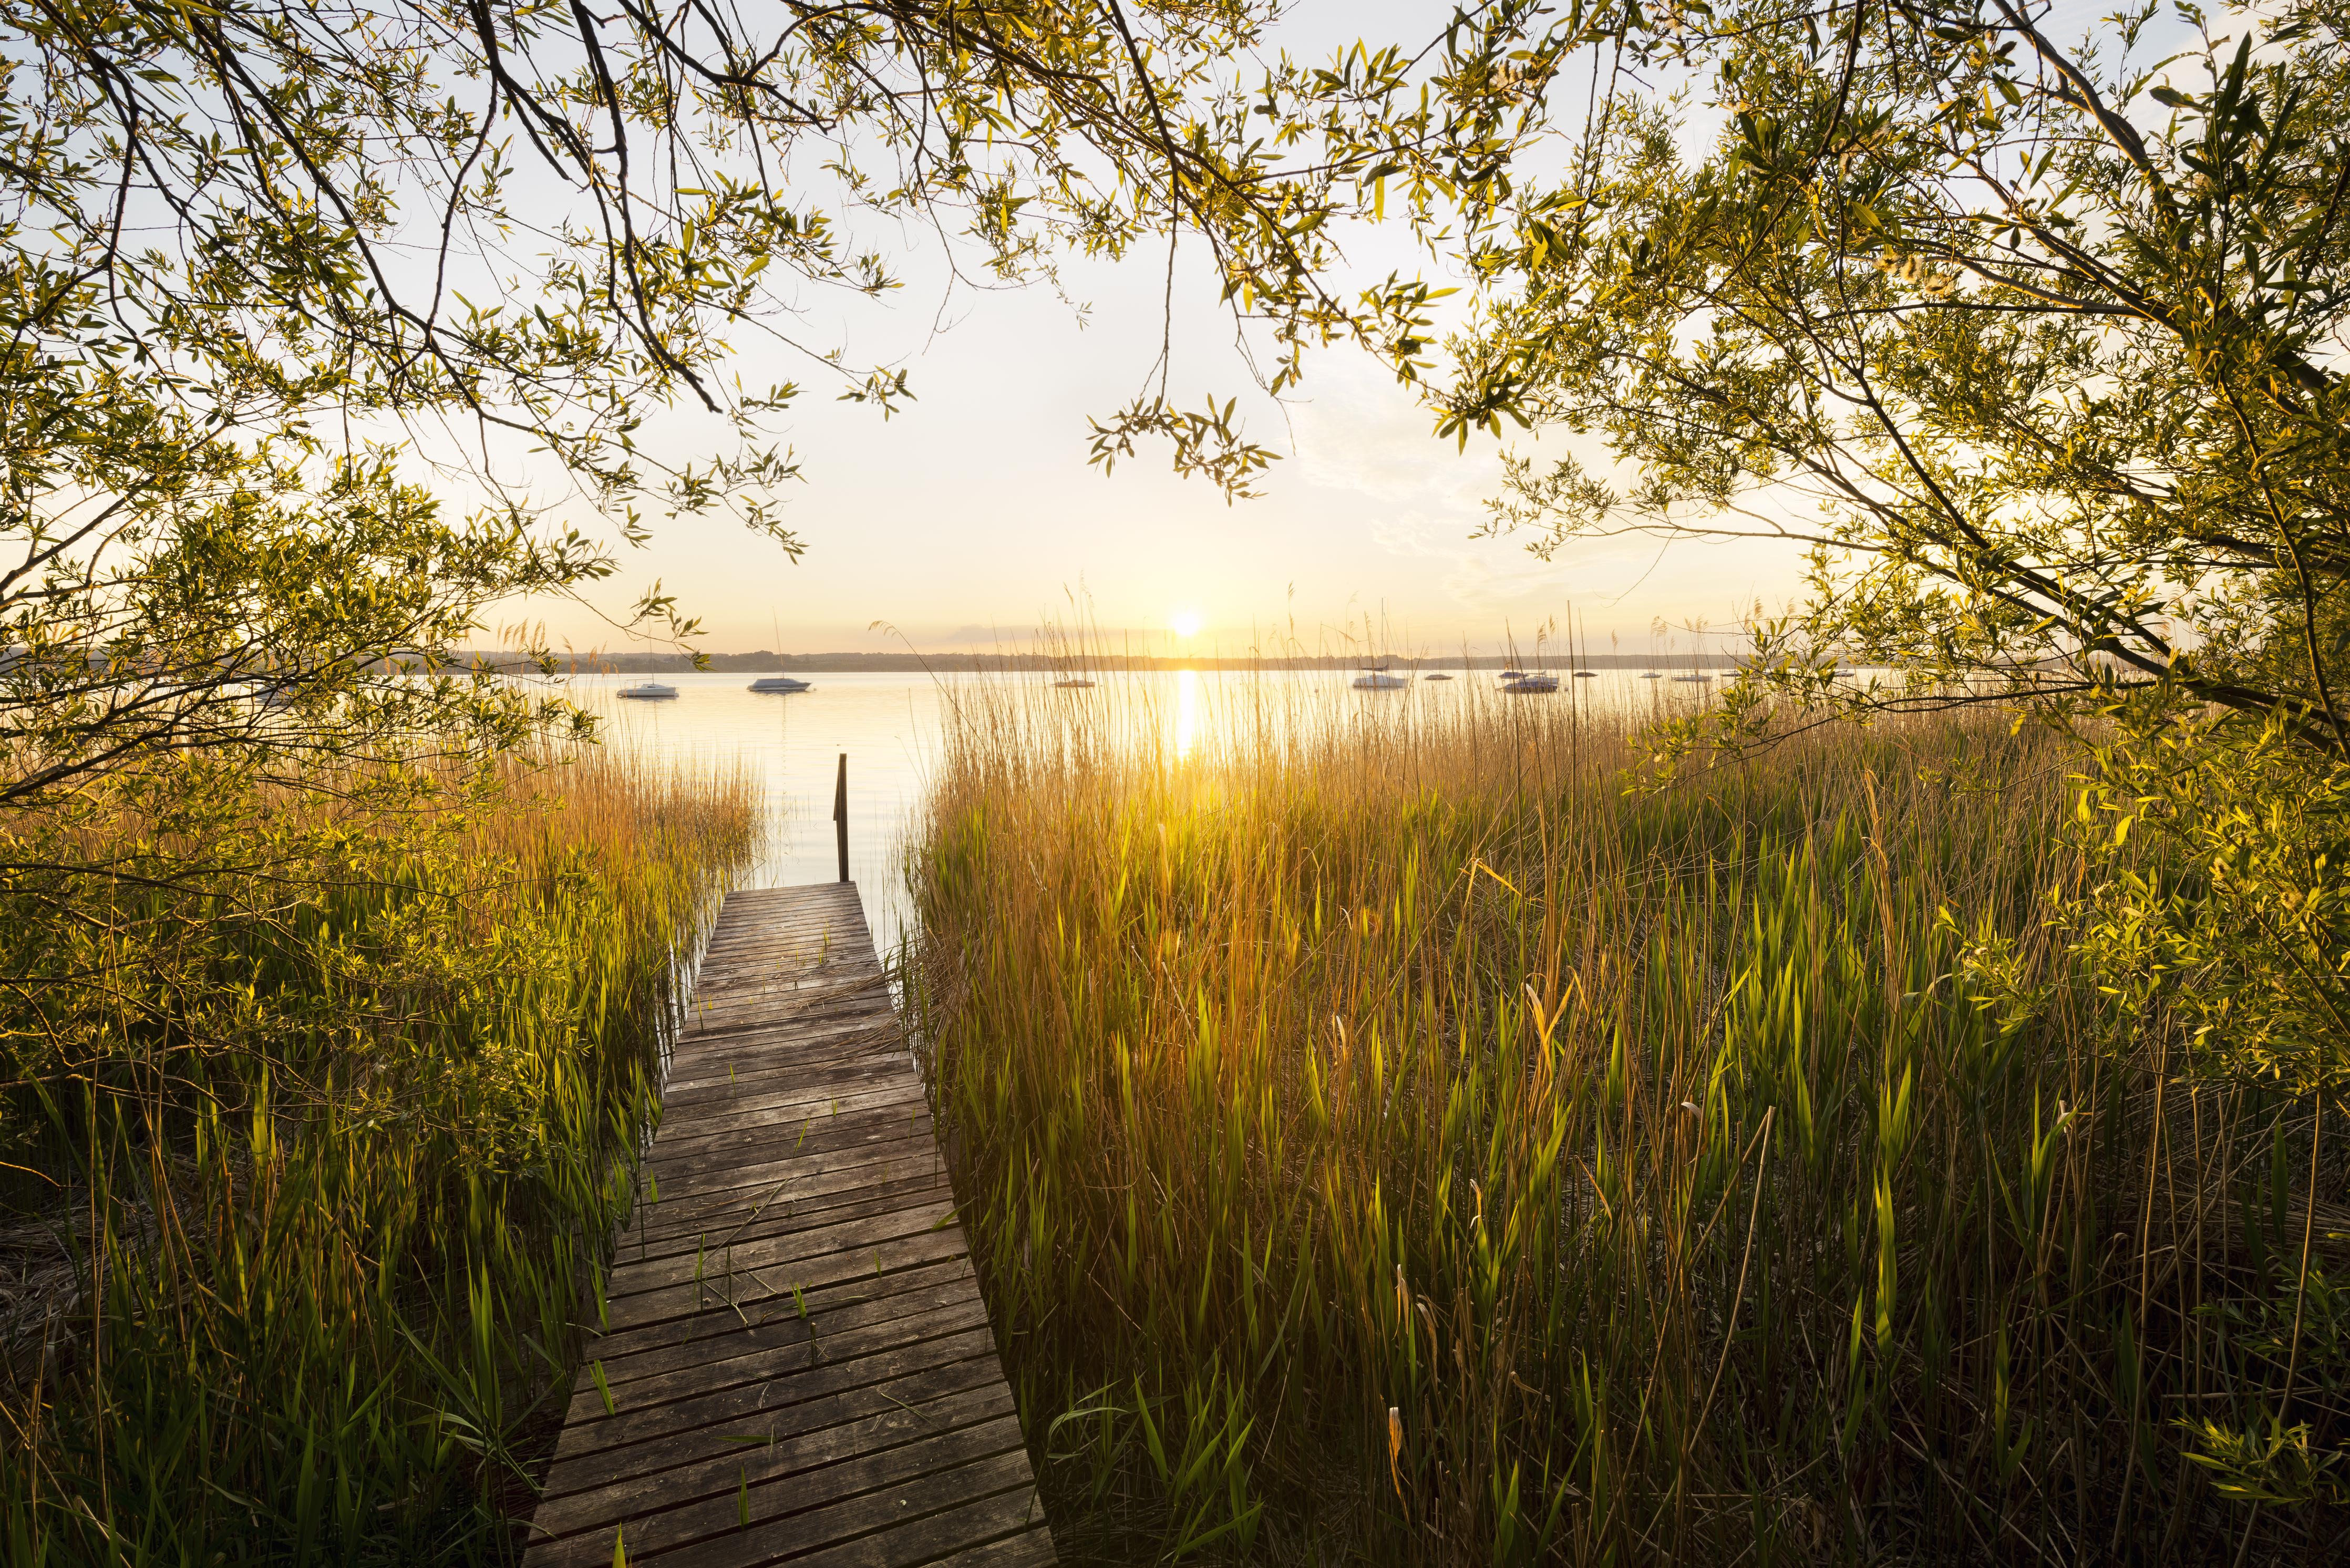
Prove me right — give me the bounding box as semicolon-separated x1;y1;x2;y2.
909;679;2342;1563
0;743;759;1562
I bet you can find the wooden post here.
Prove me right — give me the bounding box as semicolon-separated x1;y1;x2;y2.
832;752;849;883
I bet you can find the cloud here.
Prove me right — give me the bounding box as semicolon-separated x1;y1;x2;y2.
1289;364;1501;506
1286;361;1664;616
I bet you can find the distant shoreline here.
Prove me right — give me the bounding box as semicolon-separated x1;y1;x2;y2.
468;650;1756;675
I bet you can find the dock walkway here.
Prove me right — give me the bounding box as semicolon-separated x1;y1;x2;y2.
524;884;1053;1568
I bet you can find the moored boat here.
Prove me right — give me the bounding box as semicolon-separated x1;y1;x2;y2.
618;680;679;700
748;675;811;693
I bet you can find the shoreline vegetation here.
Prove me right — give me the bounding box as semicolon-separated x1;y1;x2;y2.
0;748;757;1562
908;679;2349;1564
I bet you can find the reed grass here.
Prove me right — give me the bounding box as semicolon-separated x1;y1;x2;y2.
0;745;758;1564
908;677;2349;1563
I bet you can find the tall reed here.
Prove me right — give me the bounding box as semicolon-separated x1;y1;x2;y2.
909;677;2348;1563
0;746;758;1564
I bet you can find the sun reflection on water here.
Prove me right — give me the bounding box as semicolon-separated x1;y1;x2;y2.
1174;667;1199;761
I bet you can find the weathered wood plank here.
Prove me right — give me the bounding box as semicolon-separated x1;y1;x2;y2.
641;1095;932;1169
631;1126;940;1212
583;1262;985;1396
658;1056;912;1111
532;1381;1018;1541
524;884;1052;1567
618;1168;954;1269
931;1527;1057;1567
605;1199;957;1302
662;1457;1043;1568
551;1314;1001;1473
620;1178;954;1273
529;1422;1032;1566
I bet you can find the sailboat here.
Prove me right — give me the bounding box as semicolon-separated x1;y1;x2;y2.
749;616;810;692
618;679;678;700
1352;665;1408;690
1497;662;1558;693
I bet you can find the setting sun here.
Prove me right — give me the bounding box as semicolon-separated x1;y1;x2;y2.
1170;610;1203;637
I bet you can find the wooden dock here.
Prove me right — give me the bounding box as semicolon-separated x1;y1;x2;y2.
523;884;1054;1568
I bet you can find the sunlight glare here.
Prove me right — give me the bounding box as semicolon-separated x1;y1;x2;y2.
1174;668;1200;761
1170;610;1203;638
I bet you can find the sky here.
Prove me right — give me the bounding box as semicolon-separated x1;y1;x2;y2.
517;279;1804;663
477;0;1795;664
504;0;2165;663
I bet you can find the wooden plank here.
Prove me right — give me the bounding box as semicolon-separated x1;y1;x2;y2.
545;1354;1012;1515
531;1381;1018;1540
641;1094;931;1167
598;1215;970;1338
583;1264;985;1397
632;1123;938;1208
587;1254;981;1374
931;1528;1057;1567
551;1314;1001;1473
525;884;1052;1567
529;1422;1033;1567
664;1456;1043;1568
641;1115;934;1187
620;1177;955;1273
659;1056;913;1110
619;1169;955;1268
605;1199;958;1303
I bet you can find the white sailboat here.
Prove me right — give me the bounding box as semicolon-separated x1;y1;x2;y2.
749;620;809;694
1352;665;1408;690
618;680;678;700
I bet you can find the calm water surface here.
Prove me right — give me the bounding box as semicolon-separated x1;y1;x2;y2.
570;668;1709;951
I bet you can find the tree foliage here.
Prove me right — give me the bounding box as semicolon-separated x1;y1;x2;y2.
1460;0;2350;727
1448;0;2350;1075
0;0;1562;1074
0;0;1564;798
1438;9;2350;1509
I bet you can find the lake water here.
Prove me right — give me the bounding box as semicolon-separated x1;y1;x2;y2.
572;668;1716;952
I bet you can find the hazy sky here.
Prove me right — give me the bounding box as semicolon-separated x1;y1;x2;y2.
506;0;2147;662
520;277;1805;662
